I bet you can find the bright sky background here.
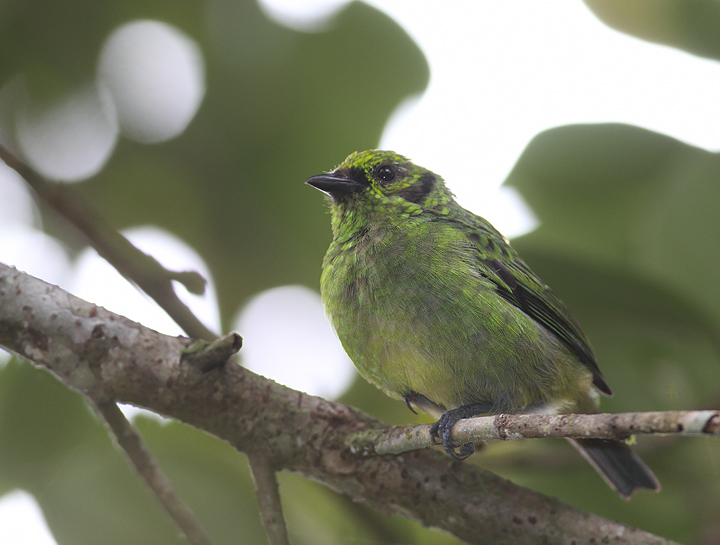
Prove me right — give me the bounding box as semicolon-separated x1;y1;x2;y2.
2;1;720;541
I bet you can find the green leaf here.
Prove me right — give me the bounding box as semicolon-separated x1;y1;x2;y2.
584;0;720;61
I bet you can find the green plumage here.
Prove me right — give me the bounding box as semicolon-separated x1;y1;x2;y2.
306;149;659;498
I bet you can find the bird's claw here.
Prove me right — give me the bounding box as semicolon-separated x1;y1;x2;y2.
402;395;418;415
429;413;475;460
430;403;494;460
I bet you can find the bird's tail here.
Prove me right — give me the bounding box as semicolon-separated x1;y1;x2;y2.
569;438;660;499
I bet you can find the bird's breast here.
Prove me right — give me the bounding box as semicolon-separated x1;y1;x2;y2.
320;223;591;413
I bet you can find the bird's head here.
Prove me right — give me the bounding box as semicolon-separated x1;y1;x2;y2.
306;150;455;228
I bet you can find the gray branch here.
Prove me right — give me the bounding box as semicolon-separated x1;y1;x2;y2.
246;453;291;545
349;411;719;456
95;400;217;545
0;143;215;341
0;262;683;545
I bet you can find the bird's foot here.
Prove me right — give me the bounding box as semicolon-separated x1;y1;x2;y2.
429;403;494;460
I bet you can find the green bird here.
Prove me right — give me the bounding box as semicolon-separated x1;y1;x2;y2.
306;149;660;499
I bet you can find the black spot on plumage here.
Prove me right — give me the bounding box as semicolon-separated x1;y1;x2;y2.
479;258;518;291
397;171;437;204
346;280;357;299
468;232;504;258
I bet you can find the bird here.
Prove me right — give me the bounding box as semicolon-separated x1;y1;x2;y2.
306;149;660;499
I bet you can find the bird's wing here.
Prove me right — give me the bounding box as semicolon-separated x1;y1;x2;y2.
448;215;612;396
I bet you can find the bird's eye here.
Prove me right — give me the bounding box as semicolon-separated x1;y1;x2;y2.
375;165;396;183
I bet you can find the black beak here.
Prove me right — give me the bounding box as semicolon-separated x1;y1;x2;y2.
305;172;364;196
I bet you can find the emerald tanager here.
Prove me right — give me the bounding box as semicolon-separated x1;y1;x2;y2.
306;149;660;498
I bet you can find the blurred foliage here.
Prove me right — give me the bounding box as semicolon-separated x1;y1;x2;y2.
1;1;720;544
583;0;720;61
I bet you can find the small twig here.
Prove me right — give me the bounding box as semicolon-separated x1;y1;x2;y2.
0;143;215;341
246;453;291;545
181;334;244;372
349;410;720;456
95;401;215;545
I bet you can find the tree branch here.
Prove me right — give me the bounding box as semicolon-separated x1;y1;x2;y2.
349;411;720;456
0;143;215;341
95;400;217;545
246;453;291;545
0;262;686;545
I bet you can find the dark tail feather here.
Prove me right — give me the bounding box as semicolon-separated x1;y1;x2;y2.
569;438;660;499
